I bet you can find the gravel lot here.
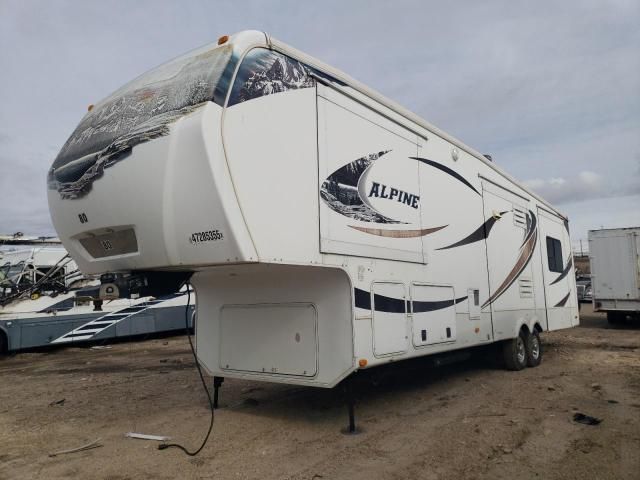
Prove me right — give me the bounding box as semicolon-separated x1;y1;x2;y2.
1;305;639;480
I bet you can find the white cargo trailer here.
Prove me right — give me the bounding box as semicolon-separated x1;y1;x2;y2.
47;31;579;418
589;227;640;323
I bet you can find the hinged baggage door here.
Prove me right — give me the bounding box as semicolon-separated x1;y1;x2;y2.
371;282;408;356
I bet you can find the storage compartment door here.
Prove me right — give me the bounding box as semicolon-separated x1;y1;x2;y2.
411;284;457;346
372;282;408;356
219;303;317;377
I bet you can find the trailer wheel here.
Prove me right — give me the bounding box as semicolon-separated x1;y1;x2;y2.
607;311;623;325
502;332;527;371
525;330;542;367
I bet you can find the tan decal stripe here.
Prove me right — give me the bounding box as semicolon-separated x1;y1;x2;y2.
482;229;537;309
349;225;447;238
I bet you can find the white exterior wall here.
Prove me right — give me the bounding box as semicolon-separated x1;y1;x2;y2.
222;88;321;264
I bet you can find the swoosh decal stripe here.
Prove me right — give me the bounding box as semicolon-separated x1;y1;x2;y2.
437;212;507;250
349;225;446;238
550;256;573;285
520;210;537;248
413;296;468;313
410;157;480;195
554;292;571;307
354;288;467;313
482;210;538;309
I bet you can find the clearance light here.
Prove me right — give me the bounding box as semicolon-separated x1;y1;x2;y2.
87;104;94;112
474;327;480;333
217;35;229;45
358;359;368;368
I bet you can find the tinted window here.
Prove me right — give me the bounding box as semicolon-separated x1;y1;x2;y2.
227;48;314;107
546;236;563;273
49;44;234;199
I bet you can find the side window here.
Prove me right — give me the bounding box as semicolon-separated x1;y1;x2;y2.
227;48;315;107
546;236;563;273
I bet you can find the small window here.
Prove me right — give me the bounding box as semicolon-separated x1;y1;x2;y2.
227;48;315;107
546;236;563;273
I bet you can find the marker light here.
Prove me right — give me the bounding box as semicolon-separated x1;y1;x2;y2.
358;359;368;368
87;104;94;112
217;35;229;45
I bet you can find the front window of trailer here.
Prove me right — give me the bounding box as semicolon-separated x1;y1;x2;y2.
49;43;236;199
227;48;315;107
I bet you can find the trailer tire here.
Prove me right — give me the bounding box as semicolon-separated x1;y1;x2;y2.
525;330;542;367
502;332;527;371
607;311;623;325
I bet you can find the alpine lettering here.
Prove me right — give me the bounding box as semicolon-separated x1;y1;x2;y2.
368;182;420;209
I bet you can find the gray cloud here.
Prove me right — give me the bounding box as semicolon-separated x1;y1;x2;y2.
524;171;605;205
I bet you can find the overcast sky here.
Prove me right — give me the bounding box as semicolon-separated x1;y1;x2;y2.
0;0;638;251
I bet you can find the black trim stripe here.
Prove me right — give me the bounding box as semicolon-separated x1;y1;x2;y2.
354;288;372;310
355;288;467;313
410;157;480;195
372;293;407;313
554;292;571;307
550;256;573;285
413;296;468;312
437;213;506;250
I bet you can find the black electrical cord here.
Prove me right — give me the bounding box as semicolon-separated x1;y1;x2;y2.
158;283;215;456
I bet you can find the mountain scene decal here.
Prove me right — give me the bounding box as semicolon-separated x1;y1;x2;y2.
320;150;404;224
228;50;315;107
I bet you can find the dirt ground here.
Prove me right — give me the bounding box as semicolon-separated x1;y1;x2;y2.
1;305;639;480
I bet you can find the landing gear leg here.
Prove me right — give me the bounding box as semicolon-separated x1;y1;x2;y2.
213;376;224;409
342;375;359;434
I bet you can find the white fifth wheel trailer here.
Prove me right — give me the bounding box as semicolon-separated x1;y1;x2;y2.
47;31;579;406
589;227;640;323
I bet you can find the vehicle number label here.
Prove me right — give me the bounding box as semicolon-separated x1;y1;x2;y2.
189;229;224;244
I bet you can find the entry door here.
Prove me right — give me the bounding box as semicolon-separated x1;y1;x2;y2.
372;282;408;356
482;184;536;314
538;209;577;329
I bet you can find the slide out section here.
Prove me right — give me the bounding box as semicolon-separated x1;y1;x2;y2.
538;208;579;330
316;83;425;264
